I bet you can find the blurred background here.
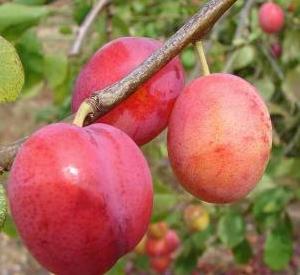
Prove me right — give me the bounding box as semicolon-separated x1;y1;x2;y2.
1;0;300;274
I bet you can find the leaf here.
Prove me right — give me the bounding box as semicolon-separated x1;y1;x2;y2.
217;211;245;248
282;65;300;105
0;36;24;103
181;48;196;70
73;0;92;25
13;0;50;5
254;77;275;101
0;185;7;229
282;30;300;63
2;215;18;238
248;174;275;199
0;3;50;40
253;188;292;218
16;29;44;93
232;239;253;264
263;222;293;270
231;45;256;70
44;54;68;89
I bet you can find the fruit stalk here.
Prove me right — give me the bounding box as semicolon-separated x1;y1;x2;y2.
195;41;210;76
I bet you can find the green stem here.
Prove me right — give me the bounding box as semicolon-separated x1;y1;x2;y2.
73;101;93;127
195;41;210;76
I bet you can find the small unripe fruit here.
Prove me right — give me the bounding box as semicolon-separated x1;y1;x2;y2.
165;230;180;253
270;43;282;59
150;256;172;274
146;237;169;257
168;74;272;203
184;204;209;232
72;37;185;145
8;123;153;275
259;3;285;34
148;222;169;239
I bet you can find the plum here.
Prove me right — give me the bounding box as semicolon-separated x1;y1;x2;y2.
8;123;153;275
72;37;185;146
167;74;272;203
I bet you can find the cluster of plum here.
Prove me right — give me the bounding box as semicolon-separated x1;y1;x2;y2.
134;222;180;274
258;2;285;58
7;34;272;274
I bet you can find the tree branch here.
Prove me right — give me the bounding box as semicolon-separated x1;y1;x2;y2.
69;0;111;56
86;0;238;122
0;0;238;172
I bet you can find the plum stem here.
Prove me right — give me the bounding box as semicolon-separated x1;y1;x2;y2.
195;41;210;76
73;101;93;127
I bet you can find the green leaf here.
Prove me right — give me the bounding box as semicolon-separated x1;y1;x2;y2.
2;215;18;238
16;29;44;93
254;77;275;101
232;239;253;264
263;222;293;270
73;0;92;25
217;211;245;248
231;45;256;70
44;54;68;89
152;193;178;222
253;188;292;218
0;3;50;40
0;185;7;229
0;36;24;103
282;65;300;105
13;0;50;5
181;48;196;70
248;174;275;199
106;258;126;275
282;30;300;63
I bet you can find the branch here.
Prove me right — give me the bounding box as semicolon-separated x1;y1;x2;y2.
0;0;238;172
69;0;111;56
260;45;284;81
86;0;238;122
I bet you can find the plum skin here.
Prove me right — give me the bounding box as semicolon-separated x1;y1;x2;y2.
71;36;185;146
259;2;285;34
8;123;153;275
167;73;272;204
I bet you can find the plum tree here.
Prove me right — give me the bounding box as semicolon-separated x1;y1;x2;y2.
8;123;153;275
72;37;185;146
259;2;285;34
167;74;272;203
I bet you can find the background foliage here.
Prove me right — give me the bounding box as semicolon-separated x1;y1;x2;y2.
1;0;300;274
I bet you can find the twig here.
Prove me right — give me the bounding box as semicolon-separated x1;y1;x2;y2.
284;127;300;156
105;2;113;41
86;0;238;122
0;0;238;172
260;45;284;81
69;0;110;56
223;0;256;73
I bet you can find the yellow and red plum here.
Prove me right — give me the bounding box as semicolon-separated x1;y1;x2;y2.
8;123;153;275
150;256;172;274
72;37;185;146
165;230;180;253
167;74;272;203
259;3;285;34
